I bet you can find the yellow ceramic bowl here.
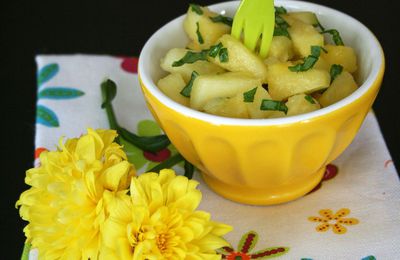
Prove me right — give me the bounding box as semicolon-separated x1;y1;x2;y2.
138;0;384;205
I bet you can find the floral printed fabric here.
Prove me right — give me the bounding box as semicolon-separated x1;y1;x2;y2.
30;55;400;259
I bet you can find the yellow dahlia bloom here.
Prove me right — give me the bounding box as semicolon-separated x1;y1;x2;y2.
16;129;135;260
100;169;232;260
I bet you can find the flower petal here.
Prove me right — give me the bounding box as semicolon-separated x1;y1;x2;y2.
101;161;132;191
308;216;327;223
319;209;334;220
338;218;359;226
332;223;347;234
238;231;257;253
75;134;97;163
333;208;350;219
315;223;330;232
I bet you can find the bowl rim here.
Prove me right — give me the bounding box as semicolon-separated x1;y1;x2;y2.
138;0;385;126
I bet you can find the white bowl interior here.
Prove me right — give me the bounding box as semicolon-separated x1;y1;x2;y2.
139;0;384;126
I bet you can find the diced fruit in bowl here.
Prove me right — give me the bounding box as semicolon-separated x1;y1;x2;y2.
156;3;361;119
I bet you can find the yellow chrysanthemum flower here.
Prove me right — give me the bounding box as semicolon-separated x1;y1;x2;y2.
100;169;233;260
16;129;135;260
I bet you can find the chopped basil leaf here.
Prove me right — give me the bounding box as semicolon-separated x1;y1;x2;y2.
219;48;229;63
288;46;326;72
311;45;327;56
304;95;316;104
243;87;257;103
208;42;223;58
275;15;289;28
314;20;325;31
180;71;199;97
260;99;288;114
196;22;204;44
274;13;291;39
274;27;291;38
190;4;203;15
330;64;343;83
274;6;287;15
172;50;208;67
210;15;233;26
322;29;344;45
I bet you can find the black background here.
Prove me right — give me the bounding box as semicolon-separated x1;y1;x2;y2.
2;0;399;258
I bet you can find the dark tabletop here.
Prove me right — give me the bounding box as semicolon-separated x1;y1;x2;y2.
2;0;399;257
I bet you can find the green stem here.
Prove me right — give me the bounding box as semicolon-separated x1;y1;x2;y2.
148;154;184;172
184;160;194;179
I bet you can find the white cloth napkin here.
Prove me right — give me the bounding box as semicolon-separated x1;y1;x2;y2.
28;54;400;260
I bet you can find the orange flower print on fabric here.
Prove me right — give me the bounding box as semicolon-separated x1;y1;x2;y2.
308;208;359;234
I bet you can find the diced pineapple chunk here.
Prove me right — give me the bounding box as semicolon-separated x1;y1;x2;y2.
183;5;231;49
160;48;225;82
267;62;330;100
321;45;358;73
264;56;281;66
190;72;261;110
245;86;284;119
284;12;318;26
318;71;358;107
267;36;294;62
313;56;331;71
186;41;202;51
286;94;320;116
288;19;324;57
204;94;249;118
208;34;268;81
157;73;189;107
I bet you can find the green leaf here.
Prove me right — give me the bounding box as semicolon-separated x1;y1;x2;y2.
275;15;289;28
118;127;171;153
190;4;203;15
314;20;325;31
219;48;229;63
274;6;287;15
101;79;117;108
260;99;288;114
37;63;59;87
322;29;344;45
148;153;184;172
238;231;258;253
243;87;257;103
172;50;208;67
208;42;223;58
210;15;233;26
361;256;376;260
120;137;148;169
288;46;325;72
180;71;199;97
273;27;290;38
184;160;195;179
274;14;291;38
196;22;204;44
251;247;289;258
137;120;162;136
36;105;59;127
38;87;85;99
330;64;343;83
311;45;327;57
304;95;316;104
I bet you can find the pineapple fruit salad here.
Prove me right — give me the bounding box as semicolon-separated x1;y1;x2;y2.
157;4;359;119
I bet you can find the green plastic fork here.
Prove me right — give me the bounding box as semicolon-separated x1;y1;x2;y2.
231;0;275;58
